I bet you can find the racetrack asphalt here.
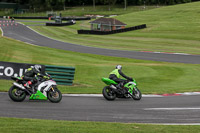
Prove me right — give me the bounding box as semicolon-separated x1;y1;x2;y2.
1;22;200;64
1;93;200;124
1;20;200;124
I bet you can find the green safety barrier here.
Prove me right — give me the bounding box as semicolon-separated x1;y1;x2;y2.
45;65;75;85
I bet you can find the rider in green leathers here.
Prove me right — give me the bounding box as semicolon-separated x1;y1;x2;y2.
109;65;133;89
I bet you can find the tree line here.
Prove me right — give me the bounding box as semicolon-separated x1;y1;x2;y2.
1;0;198;11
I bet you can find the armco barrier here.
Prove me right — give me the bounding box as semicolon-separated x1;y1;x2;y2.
3;16;91;21
77;24;147;35
45;65;75;85
46;22;74;26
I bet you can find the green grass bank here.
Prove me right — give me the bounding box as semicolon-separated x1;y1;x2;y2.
1;2;200;94
1;3;200;132
23;2;200;55
0;36;200;94
0;117;200;133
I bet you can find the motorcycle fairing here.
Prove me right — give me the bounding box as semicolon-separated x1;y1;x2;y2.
37;80;57;97
101;77;118;85
124;80;137;94
29;90;47;100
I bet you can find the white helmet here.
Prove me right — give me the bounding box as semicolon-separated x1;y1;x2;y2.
116;65;122;70
34;64;42;72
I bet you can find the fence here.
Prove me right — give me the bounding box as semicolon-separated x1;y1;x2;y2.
1;16;91;21
77;24;146;35
45;65;75;85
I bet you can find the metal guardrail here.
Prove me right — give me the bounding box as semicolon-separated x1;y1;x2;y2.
46;21;74;26
45;65;75;85
1;16;91;20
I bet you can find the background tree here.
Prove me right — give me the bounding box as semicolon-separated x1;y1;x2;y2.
59;0;66;10
124;0;127;10
1;0;197;11
93;0;96;10
45;0;53;10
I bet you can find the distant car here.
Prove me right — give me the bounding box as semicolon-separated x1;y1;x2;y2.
70;20;76;24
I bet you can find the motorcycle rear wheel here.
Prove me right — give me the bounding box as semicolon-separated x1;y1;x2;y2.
102;86;116;101
8;86;26;102
47;87;62;103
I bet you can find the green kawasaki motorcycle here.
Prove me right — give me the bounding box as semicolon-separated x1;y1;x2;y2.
101;77;142;101
8;74;62;103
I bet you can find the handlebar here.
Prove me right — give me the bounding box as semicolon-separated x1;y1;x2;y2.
37;75;52;82
127;78;133;82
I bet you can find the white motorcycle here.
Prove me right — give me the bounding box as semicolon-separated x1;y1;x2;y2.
8;74;62;103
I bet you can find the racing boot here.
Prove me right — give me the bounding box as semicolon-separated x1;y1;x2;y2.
24;82;31;89
115;83;124;94
24;81;34;92
116;84;122;90
31;83;38;94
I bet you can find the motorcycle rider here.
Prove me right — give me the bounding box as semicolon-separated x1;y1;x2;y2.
22;64;48;91
109;65;133;90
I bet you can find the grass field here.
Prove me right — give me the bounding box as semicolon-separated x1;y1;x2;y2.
1;2;200;94
0;117;200;133
21;2;200;55
3;2;199;94
1;3;200;132
0;36;200;94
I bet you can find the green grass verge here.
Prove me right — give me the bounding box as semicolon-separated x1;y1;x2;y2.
0;36;200;94
0;117;200;133
23;2;200;54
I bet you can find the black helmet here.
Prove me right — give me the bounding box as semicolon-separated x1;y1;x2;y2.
34;64;42;72
116;65;122;70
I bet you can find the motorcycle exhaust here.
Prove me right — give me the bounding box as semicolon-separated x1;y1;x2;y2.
110;85;117;90
110;84;122;94
13;82;32;95
13;82;26;90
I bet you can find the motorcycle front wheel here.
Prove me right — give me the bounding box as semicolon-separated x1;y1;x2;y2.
131;87;142;100
47;87;62;103
102;86;116;101
8;86;26;102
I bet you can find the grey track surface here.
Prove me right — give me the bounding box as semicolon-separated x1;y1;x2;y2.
1;22;200;64
1;21;200;124
1;93;200;124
